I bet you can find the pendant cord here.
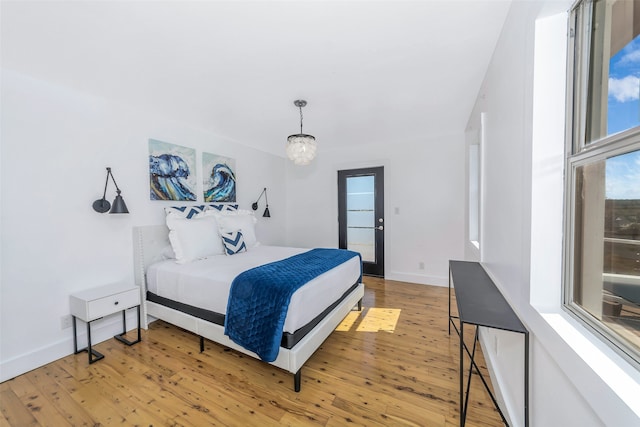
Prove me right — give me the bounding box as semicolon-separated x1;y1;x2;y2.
299;105;303;134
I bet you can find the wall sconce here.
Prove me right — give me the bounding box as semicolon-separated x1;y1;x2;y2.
93;167;129;214
251;187;270;218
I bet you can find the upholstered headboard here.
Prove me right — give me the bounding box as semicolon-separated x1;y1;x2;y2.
132;224;170;290
132;224;171;328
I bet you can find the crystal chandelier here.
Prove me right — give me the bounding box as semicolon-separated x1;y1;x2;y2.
286;100;317;165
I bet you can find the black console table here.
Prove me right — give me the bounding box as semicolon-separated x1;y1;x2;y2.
448;260;529;427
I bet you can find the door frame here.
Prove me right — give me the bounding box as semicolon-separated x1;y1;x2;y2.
337;166;385;277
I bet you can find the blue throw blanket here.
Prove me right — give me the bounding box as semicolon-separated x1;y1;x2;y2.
224;248;362;362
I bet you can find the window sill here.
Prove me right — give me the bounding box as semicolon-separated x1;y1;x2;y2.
537;309;640;420
466;240;480;260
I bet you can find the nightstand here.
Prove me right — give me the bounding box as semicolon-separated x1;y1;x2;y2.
70;283;141;364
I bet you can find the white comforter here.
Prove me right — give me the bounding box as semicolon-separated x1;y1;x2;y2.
146;246;361;334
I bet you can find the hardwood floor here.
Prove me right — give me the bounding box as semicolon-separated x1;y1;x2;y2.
0;277;502;426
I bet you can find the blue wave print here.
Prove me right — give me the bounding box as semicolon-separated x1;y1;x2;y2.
149;154;196;201
204;163;236;202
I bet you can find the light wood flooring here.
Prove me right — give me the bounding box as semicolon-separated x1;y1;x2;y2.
0;277;502;426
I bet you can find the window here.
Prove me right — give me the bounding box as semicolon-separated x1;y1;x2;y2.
468;112;485;250
565;0;640;366
469;143;480;246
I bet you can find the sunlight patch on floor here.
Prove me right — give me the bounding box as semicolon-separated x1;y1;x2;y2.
335;307;401;333
335;311;361;331
357;308;400;332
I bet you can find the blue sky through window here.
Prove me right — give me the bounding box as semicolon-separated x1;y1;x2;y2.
606;35;640;200
608;35;640;135
606;150;640;199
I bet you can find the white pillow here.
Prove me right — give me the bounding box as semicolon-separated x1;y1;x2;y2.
206;210;258;248
160;244;176;260
165;213;224;263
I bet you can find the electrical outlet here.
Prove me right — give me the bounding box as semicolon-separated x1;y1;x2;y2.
60;314;73;330
418;262;425;270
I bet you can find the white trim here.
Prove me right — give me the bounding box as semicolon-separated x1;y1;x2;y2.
385;271;447;287
534;309;640;421
0;313;138;382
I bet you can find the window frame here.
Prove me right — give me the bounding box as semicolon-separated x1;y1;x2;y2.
468;137;481;249
563;0;640;368
466;112;486;253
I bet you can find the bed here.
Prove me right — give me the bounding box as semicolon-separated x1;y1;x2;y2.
132;215;364;392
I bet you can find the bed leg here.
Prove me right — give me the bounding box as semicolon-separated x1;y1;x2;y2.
294;369;301;392
358;298;362;311
199;336;204;353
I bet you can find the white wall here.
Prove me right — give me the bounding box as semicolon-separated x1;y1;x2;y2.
285;133;465;286
4;2;640;424
467;1;640;426
0;69;287;381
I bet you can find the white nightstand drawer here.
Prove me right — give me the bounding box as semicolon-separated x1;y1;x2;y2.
86;288;139;321
70;284;140;322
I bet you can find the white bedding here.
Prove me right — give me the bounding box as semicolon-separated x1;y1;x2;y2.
146;245;361;334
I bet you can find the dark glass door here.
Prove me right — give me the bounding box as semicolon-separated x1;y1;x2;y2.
338;167;384;277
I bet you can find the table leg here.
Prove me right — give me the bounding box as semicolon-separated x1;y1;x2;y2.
114;305;142;346
463;328;479;420
86;321;104;364
525;332;530;427
72;316;79;354
460;321;464;427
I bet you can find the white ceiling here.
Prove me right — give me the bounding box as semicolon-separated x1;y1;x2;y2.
2;0;511;157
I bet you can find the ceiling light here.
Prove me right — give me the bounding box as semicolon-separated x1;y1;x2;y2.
286;100;317;166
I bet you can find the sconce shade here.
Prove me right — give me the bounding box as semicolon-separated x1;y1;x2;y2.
263;206;271;218
93;167;129;214
110;193;129;214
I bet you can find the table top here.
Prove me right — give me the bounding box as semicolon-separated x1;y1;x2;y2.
70;283;137;302
449;260;527;334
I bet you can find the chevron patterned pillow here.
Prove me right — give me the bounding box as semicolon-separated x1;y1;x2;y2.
165;205;205;219
206;203;239;212
221;230;247;255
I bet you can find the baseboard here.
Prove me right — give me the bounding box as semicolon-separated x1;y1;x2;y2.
384;271;448;287
0;337;72;383
0;311;139;382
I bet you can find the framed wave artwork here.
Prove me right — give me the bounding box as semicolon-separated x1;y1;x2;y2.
148;139;197;201
202;152;236;202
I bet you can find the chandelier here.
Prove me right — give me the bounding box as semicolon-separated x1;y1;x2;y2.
286;100;317;165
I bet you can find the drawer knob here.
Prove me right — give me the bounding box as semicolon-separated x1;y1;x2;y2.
114;301;119;305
